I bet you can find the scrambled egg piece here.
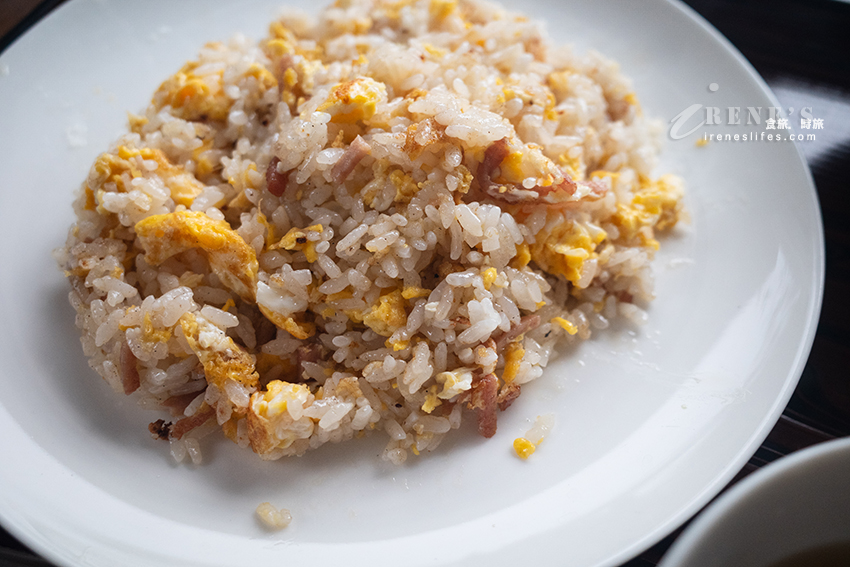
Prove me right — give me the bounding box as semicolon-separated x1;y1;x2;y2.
135;211;259;301
481;267;498;290
513;437;536;459
141;311;172;343
557;150;586;182
609;174;684;248
267;21;325;60
530;220;605;285
362;289;407;337
387;337;410;352
501;343;525;383
153;58;277;122
317;77;387;124
551;316;578;335
256;281;316;340
421;384;442;413
179;312;259;391
247;380;315;458
153;60;232;122
435;367;474;399
269;224;323;263
495;141;559;188
547;70;574;102
91;146;205;210
332;376;364;401
429;0;458;20
401;286;431;299
513;414;555;460
389;169;420;204
256;381;312;418
511;243;532;269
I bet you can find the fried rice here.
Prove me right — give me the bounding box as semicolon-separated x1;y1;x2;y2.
54;0;684;465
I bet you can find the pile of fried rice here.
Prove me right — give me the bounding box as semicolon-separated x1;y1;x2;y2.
55;0;683;465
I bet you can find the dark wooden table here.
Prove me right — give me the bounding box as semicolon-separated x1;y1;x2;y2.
2;0;848;565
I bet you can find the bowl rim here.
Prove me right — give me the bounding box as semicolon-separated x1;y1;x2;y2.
659;436;850;567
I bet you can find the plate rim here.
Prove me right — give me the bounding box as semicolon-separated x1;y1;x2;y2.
0;0;826;565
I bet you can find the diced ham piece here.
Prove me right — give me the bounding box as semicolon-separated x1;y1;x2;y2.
494;314;541;350
120;341;140;395
170;404;215;439
162;392;202;416
266;157;288;197
497;382;521;411
331;135;371;185
470;373;498;438
477;137;510;188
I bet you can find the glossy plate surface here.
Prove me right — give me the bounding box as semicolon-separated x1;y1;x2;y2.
0;0;824;565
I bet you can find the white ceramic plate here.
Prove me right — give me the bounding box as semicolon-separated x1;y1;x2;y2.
0;1;824;566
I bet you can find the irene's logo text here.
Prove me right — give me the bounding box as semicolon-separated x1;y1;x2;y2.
669;105;815;140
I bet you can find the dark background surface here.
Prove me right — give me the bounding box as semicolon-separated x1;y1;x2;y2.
2;0;849;565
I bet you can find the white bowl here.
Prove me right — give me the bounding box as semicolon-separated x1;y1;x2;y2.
659;437;850;567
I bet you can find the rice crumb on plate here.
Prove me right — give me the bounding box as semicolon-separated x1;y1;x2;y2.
513;413;555;460
55;0;684;465
256;502;293;529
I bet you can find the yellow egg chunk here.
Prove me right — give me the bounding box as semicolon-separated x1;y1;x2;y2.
390;169;420;203
401;286;431;299
429;0;458;20
247;380;316;458
551;316;578;335
362;289;407;337
633;174;685;231
119;146;205;207
257;305;316;340
178;313;259;391
91;146;206;210
153;59;277;123
481;267;498;290
491;140;560;187
435;367;474;399
317;77;387;123
269;224;323;263
254;381;313;419
153;61;232;122
531;220;601;285
420;384;442;413
609;175;683;249
513;437;536;459
501;342;525;383
135;210;258;301
142;311;172;343
511;242;532;268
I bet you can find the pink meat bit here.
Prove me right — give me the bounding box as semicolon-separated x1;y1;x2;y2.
265;156;289;197
477;138;511;189
120;341;140;395
331;135;372;185
170;404;215;440
494;314;541;350
470;373;499;438
162;392;202;416
476;138;607;207
497;382;521;412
